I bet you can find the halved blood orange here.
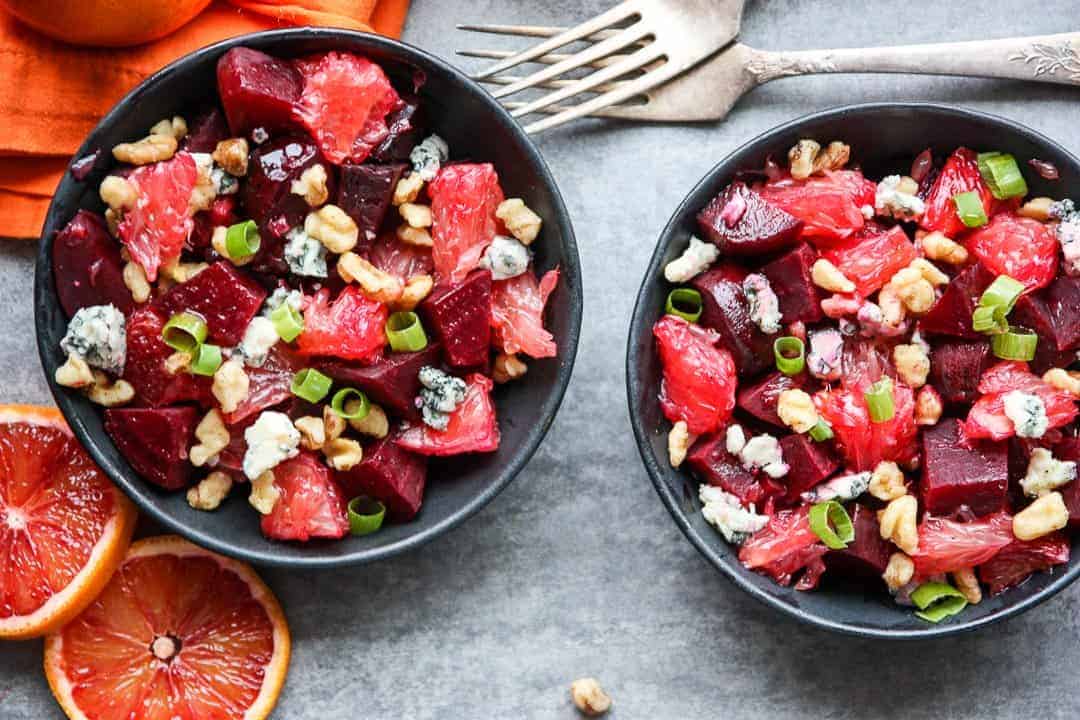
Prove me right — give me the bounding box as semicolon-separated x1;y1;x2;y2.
45;535;291;720
0;404;136;640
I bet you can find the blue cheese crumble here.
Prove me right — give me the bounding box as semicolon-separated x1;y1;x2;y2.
875;175;925;219
1003;391;1049;439
725;423;788;478
238;316;279;368
1052;200;1080;277
479;235;531;280
60;304;127;375
807;327;843;381
742;273;782;335
1021;447;1078;497
262;287;303;317
803;471;871;503
283;228;327;278
410;134;449;182
699;485;769;545
417;366;467;431
663;235;719;283
242;411;300;480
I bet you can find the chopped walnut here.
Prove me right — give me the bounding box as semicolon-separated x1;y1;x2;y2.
349;403;389;438
919;231;969;265
877;284;906;326
187;471;233;511
324;437;363;471
879;494;919;554
811;259;855;293
112;133;177;165
667;420;692;468
496;198;543;245
190;409;230;467
492;352;527;384
104;208;122;237
294;416;326;451
290;163;329;207
398;202;433;229
85;371;135;407
248;470;280;515
777;388;819;434
99;175;137;211
883;552;915;591
164;351;192;376
787;139;821;180
149;116;187;140
393;274;434;312
123;261;151;303
393;171;424;205
323;405;346;443
869;461;907;501
1013;491;1069;541
1043;368;1080;398
396;224;434;248
189;153;217;214
812;141;851;174
212;138;250;177
54;354;95;388
337;252;403;304
909;258;949;286
160;259;208;284
1018;196;1055;222
570;678;611;717
893;343;930;388
305;204;359;254
888;266;936;314
212;360;249;414
952;567;983;605
914;386;944;426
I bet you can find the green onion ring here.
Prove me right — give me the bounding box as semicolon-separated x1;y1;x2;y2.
808;501;854;550
978;152;1028;200
225;220;261;261
773;336;806;376
864;377;895;423
162;312;208;353
290;368;332;404
809;420;834;442
664;288;703;323
991;327;1038;361
911;582;968;623
331;388;369;420
347;496;386;536
979;275;1025;313
190;344;222;376
952;191;988;228
270;303;304;342
972;305;1008;334
385;311;428;352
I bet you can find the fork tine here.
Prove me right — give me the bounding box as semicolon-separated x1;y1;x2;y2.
459;49;627;70
484;74;632;94
505;100;645;120
456;23;621;42
490;25;649;99
467;3;639;79
508;45;662;116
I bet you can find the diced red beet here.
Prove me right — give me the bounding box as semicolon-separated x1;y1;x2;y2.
224;344;303;425
654;316;737;435
104;407;197;490
918;262;996;338
419;269;492;369
689;264;773;376
153;261;266;346
695;182;803;255
825;504;891;580
52;210;133;317
179;107;229;153
921;419;1007;517
911;510;1014;576
336;162;408;251
919;147;994;238
737;372;804;428
319;343;440;420
122;306;211;407
369;93;424;163
928;340;992;404
335;434;427;521
685;433;776;506
739;507;828;590
821;225;917;297
241;135;334;233
761;243;823;324
216;47;303;136
261;452;349;541
1041;276;1080;351
396;374;500;456
978;534;1070;595
778;433;840;502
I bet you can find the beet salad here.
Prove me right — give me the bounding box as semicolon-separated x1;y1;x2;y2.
655;138;1080;622
51;47;560;544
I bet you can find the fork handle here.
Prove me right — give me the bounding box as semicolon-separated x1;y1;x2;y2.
749;32;1080;86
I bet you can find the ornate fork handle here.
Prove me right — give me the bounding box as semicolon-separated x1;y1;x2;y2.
748;32;1080;86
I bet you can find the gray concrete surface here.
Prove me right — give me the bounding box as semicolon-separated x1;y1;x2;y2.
4;1;1080;718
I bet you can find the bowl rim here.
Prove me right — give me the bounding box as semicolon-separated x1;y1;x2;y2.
34;27;582;569
625;101;1080;639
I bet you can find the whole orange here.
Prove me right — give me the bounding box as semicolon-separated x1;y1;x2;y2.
0;0;213;47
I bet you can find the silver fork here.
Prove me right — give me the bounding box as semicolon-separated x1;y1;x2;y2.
457;0;744;134
463;28;1080;124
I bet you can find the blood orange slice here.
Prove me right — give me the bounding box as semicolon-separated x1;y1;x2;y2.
0;405;136;640
45;535;290;720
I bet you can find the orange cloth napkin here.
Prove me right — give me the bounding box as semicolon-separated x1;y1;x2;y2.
0;0;410;238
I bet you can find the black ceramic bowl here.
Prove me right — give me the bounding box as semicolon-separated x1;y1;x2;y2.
627;103;1080;638
35;29;581;568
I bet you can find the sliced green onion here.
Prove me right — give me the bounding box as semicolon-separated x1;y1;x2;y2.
979;275;1025;312
808;501;854;550
911;582;968;623
291;368;332;403
809;420;834;442
952;191;988;228
270;303;304;342
978;152;1028;200
972;305;1008;334
190;344;222;376
385;311;428;352
664;288;703;323
773;336;806;376
162;312;208;353
347;496;386;536
225;220;261;260
991;327;1038;361
331;388;369;420
864;377;895;423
